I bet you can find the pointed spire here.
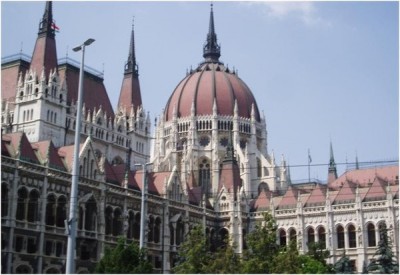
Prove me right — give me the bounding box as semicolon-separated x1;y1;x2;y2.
124;17;139;76
38;1;55;38
30;1;58;79
203;3;221;63
327;141;338;184
117;18;142;113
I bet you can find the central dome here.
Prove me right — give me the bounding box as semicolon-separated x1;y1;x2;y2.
164;4;260;122
164;62;261;122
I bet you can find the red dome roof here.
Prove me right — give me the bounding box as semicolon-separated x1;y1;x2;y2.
164;62;261;122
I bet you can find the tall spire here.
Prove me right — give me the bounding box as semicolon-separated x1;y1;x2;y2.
327;141;338;184
124;18;138;76
203;3;221;63
30;1;58;78
117;19;142;113
38;1;55;38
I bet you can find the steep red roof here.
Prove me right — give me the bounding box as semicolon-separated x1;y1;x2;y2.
57;142;84;171
278;186;299;209
329;166;398;189
29;1;58;79
32;140;67;171
250;190;272;211
364;177;387;200
133;171;171;195
1;59;30;101
305;184;327;206
333;180;356;204
58;64;115;118
2;132;39;164
219;159;242;200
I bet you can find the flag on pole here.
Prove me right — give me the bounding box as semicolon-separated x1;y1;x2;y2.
51;20;60;32
308;149;312;163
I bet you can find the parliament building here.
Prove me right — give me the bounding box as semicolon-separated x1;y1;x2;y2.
1;2;398;273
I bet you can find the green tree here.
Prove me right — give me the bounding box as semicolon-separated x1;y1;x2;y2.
204;240;242;274
95;238;153;274
270;240;332;274
307;241;335;273
367;223;399;274
334;253;353;274
270;240;301;273
241;212;279;273
172;225;211;274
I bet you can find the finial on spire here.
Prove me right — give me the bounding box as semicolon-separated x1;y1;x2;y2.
203;3;221;63
38;1;55;38
125;16;139;76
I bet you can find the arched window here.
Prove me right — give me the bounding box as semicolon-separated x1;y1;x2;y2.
105;207;113;235
176;218;185;246
318;227;326;248
1;184;8;217
199;158;210;190
46;194;56;226
257;158;262;177
56;196;67;228
289;228;297;243
85;197;97;231
113;208;122;236
154;217;161;244
307;227;315;245
16;188;28;221
27;190;40;222
348;224;356;248
133;213;141;240
279;229;287;247
337;225;345;249
15;265;31;274
367;223;376;247
258;182;269;195
148;216;154;243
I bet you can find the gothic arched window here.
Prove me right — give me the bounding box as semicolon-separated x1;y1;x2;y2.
367;223;376;247
337;225;345;249
279;229;287;247
199;158;211;191
307;227;315;245
318;227;326;248
348;224;356;248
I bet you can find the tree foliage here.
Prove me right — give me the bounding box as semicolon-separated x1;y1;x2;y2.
334;253;353;274
95;238;153;274
270;240;333;274
241;212;279;273
172;225;212;274
172;225;242;274
367;223;399;274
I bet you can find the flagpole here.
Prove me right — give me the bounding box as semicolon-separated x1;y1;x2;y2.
308;148;311;183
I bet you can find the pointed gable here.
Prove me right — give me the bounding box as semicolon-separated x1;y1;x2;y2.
32;140;67;171
278;186;298;209
305;184;327;206
250;190;272;211
364;177;387;201
3;132;40;164
103;159;120;185
333;180;356;204
57;142;84;172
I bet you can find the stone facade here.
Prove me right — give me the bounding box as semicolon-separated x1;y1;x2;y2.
1;2;398;274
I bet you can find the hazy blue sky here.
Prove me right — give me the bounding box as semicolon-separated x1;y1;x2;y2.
2;1;399;182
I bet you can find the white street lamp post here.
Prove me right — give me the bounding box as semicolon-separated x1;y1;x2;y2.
66;38;95;274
